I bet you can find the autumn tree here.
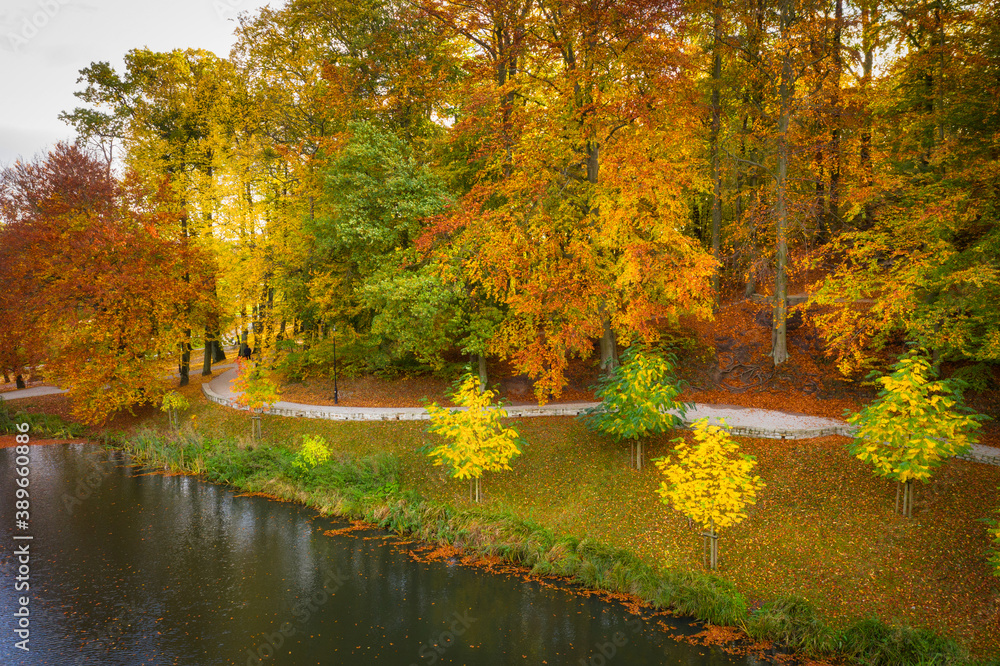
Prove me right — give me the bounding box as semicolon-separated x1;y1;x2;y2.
306;121;456;371
0;143;207;424
581;347;691;470
422;0;717;401
230;0;459;364
424;373;524;502
62;49;237;382
718;0;841;365
232;357;282;440
655;419;765;570
846;348;986;517
160;391;190;430
809;0;1000;375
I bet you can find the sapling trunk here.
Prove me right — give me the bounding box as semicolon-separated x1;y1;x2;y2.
704;520;719;570
251;412;262;441
477;354;487;394
896;480;914;517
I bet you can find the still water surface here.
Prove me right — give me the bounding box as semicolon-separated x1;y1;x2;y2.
1;444;768;665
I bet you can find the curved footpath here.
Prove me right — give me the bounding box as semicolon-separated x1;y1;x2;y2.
2;369;996;465
202;368;1000;467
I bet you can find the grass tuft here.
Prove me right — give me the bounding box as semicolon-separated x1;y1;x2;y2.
746;596;837;655
841;617;968;666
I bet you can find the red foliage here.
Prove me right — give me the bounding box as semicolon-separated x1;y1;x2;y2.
0;143;211;423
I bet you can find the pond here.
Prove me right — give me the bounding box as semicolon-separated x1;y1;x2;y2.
1;444;772;665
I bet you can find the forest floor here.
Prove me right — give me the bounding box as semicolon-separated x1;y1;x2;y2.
4;294;1000;660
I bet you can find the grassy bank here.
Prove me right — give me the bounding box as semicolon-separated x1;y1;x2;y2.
7;385;999;664
69;389;993;665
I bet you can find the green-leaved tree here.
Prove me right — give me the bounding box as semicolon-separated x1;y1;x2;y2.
581;347;691;470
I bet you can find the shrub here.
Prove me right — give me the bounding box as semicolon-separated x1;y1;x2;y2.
291;434;332;476
840;617;967;665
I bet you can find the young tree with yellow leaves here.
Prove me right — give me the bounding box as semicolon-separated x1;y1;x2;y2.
232;358;282;441
655;419;765;570
846;348;986;517
424;373;524;503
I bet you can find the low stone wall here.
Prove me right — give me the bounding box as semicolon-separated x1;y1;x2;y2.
202;382;1000;466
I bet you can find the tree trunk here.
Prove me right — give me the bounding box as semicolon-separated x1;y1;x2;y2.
896;479;914;517
213;330;227;363
15;374;26;389
828;0;843;237
599;318;618;374
772;0;794;366
859;1;876;229
179;333;191;387
814;147;826;241
251;412;262;441
710;0;723;297
477;353;488;393
179;208;191;386
705;520;719;570
202;325;214;377
636;440;643;471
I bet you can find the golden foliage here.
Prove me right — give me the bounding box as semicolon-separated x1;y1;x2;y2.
655;419;765;532
425;374;523;481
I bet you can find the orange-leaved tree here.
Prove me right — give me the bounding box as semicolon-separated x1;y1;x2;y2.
0;143;208;424
421;0;717;401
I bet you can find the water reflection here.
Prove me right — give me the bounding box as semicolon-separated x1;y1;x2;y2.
1;444;766;665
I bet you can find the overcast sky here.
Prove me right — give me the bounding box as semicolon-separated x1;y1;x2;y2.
0;0;277;165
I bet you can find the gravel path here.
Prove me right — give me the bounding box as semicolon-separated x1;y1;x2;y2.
0;386;67;400
6;370;996;467
202;368;1000;466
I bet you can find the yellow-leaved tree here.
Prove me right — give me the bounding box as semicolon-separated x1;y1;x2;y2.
160;391;191;430
655;419;765;570
424;374;524;503
846;348;986;517
232;358;282;441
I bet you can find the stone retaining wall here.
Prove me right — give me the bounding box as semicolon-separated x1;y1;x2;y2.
202;382;1000;466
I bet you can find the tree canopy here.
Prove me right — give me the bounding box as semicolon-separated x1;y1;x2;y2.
1;0;997;421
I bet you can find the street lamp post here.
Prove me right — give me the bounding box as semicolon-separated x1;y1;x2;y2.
333;324;339;405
